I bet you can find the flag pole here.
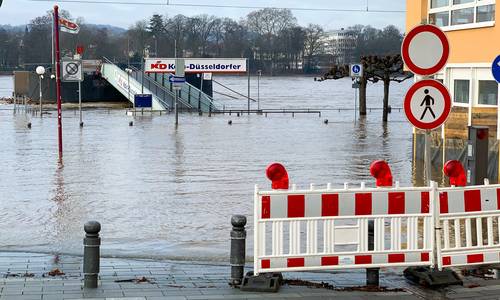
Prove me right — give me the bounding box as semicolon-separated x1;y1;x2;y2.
54;5;63;162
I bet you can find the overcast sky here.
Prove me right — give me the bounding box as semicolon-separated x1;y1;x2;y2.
0;0;406;30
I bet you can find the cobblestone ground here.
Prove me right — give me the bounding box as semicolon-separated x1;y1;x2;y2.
0;252;499;299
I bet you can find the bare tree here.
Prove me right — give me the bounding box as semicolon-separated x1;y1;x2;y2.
304;24;324;72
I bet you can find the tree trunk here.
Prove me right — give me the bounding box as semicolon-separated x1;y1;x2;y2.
359;76;367;116
383;74;390;123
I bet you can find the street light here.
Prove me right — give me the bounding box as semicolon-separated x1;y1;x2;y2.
125;68;133;112
36;66;46;117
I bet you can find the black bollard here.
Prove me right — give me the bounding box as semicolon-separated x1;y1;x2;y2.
230;215;247;286
80;122;84;128
83;221;101;289
27;122;32;129
366;220;379;286
129;121;133;126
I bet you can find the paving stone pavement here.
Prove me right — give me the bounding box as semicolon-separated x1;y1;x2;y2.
0;252;499;299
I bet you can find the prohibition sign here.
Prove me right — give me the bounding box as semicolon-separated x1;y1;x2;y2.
404;79;451;130
66;62;79;75
402;25;449;76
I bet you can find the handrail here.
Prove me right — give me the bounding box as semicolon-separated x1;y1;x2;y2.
128;66;195;109
101;59;171;109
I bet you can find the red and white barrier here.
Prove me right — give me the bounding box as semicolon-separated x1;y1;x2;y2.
253;163;500;275
253;183;435;274
437;182;500;269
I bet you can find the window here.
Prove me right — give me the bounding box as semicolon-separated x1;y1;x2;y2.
429;12;450;26
478;80;498;105
477;4;495;22
428;0;496;30
451;7;474;25
454;80;470;104
431;0;449;8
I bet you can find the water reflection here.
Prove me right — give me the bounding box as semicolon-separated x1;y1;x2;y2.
0;76;414;261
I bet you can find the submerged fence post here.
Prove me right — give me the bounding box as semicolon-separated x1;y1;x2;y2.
230;215;247;286
83;221;101;288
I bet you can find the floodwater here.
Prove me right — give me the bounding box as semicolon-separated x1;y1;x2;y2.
0;75;413;261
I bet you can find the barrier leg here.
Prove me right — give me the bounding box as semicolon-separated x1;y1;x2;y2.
367;220;379;286
230;215;246;286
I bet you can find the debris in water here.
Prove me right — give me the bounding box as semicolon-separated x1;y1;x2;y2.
115;276;156;284
47;268;65;276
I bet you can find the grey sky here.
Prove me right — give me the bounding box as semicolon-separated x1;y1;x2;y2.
0;0;406;30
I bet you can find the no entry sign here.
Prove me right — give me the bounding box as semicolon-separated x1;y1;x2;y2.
402;25;449;76
404;79;451;130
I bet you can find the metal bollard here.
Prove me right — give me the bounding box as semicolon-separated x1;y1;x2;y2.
230;215;247;286
366;220;379;286
83;221;101;288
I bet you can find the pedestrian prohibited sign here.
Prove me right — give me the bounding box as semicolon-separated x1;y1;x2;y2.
62;60;83;82
402;25;449;76
404;79;451;130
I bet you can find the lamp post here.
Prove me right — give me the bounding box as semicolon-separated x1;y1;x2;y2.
36;66;46;118
125;68;133;113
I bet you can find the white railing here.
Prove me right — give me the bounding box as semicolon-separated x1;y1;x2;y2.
253;181;500;275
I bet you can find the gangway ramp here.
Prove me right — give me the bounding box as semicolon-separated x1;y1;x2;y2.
101;61;169;110
100;59;222;113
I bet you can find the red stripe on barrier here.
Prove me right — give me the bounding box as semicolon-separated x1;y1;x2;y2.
261;259;270;269
355;255;372;264
288;195;305;218
322;194;339;216
262;196;270;219
321;256;339;266
497;189;500;210
440;192;449;214
421;192;430;213
287;258;305;267
442;256;451;266
467;254;484;264
388;192;405;214
388;253;405;263
464;190;481;212
421;253;430;262
355;193;372;215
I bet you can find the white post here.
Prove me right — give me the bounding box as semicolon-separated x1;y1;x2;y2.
425;130;432;185
257;70;261;111
39;76;43;118
78;80;83;126
247;59;250;114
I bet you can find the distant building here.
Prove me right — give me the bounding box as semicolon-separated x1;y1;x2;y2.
320;28;358;65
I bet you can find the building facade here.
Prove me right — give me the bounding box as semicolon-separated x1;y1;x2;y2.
407;0;500;182
320;28;357;65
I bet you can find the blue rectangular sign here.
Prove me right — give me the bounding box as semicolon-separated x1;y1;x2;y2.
168;75;186;83
134;94;153;108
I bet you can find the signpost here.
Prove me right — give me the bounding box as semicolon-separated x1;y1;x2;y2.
53;5;63;162
350;63;363;122
492;55;500;83
402;24;450;185
173;58;185;126
62;59;84;126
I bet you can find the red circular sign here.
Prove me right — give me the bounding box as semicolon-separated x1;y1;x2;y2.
402;25;449;76
404;79;451;130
